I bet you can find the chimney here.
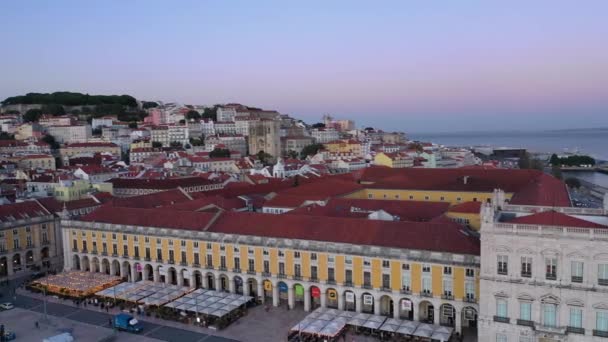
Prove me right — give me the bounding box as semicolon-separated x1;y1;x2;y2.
463;176;469;185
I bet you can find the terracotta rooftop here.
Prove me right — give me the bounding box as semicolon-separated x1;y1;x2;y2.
0;201;51;222
448;201;483;214
78;207;480;255
106;189;192;208
507;211;607;228
108;177;216;189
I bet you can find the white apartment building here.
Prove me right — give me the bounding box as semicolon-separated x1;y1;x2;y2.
91;117;116;130
150;126;169;146
201;119;215;136
168;124;189;146
479;193;608;342
46;125;92;143
311;128;339;144
217;106;237;122
215;121;237;135
235;116;252;136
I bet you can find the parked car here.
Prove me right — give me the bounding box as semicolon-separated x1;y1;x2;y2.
113;313;143;333
0;302;14;310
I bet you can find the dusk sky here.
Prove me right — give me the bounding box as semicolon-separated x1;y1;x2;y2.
1;1;607;132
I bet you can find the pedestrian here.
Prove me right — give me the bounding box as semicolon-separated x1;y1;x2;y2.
109;317;113;327
106;306;109;313
35;321;39;329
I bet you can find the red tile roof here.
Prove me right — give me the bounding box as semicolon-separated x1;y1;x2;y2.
507;211;607;228
264;194;311;208
80;205;217;231
108;177;216;189
0;201;51;222
448;201;482;214
78;208;479;255
36;197;102;213
276;177;362;200
359;167;570;207
107;189;192;208
64;142;119;148
288;198;449;222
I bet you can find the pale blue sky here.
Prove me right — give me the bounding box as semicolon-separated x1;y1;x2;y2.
1;0;607;132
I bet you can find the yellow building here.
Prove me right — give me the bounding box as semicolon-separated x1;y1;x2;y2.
0;201;60;278
8;154;56;170
324;139;362;156
373;152;414;168
59;142;121;164
54;179;113;201
63;206;480;333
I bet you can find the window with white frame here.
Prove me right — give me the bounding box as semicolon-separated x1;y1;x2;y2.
496;299;508;318
442;278;453;297
465;281;475;300
569;307;582;328
518;336;532;342
519;302;532;321
597;311;608;332
542;303;558;327
422;264;431;273
422;277;432;294
521;256;532;278
545;257;557;280
497;255;508;275
571;261;584;283
496;333;507;342
401;271;411;291
598;264;608;285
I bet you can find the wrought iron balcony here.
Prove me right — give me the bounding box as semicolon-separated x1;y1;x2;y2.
493;316;510;324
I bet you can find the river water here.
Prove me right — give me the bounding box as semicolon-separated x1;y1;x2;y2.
563;171;608;188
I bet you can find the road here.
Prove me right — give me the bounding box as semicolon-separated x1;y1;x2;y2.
0;277;238;342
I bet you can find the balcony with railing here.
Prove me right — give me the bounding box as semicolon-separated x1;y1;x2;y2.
599;278;608;286
421;290;433;297
571;276;583;283
400;287;411;295
516;319;534;327
566;326;585;335
593;329;608;338
493;316;510;324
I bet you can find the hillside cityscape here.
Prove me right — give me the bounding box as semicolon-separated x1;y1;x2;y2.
2;1;608;342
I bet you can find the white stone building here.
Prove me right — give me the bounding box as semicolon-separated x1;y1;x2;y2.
46;124;92;143
479;192;608;342
311;128;339;144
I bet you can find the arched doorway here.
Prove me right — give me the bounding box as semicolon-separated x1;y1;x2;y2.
361;293;374;314
398;298;414;320
144;264;154;281
247;278;258;297
263;280;273;301
206;273;215;290
344;290;356;311
0;257;7;277
180;269;189;287
234;276;244;294
81;255;90;272
326;288;338;309
41;247;50;268
294;283;305;308
419;300;434;324
72;255;81;270
277;281;289;305
133;263;142;282
440;304;456;327
379;295;393;317
219;274;229;291
121;261;131;281
101;259;110;274
12;253;21;272
462;306;478;334
112;260;120;277
167;267;176;285
25;250;34;267
91;257;100;273
310;286;321;309
192;270;202;288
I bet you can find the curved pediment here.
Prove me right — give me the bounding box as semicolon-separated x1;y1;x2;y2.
593;253;608;261
517;293;535;301
565;298;585;307
541;248;560;257
517;247;535;255
593;302;608;310
566;250;587;259
540;294;560;304
494;291;510;298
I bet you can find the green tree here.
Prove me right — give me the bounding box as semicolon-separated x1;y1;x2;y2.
565;177;581;188
0;132;15;140
142;101;158;109
210;148;231;158
286;150;299;159
23;108;43;122
202;106;218;121
170;141;183;148
549;153;559;166
312;122;325;128
152;141;163;148
257;150;273;165
300;143;324;159
186;110;201;120
5;110;20;115
41;134;60;149
128;122;138;129
81;106;92;114
41;103;65;116
551;165;563;179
